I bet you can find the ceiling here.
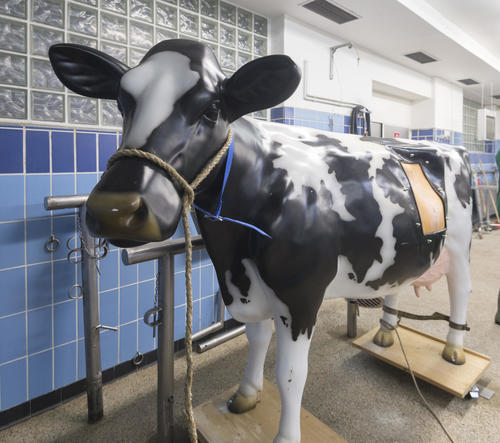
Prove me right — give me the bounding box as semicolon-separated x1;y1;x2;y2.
231;0;500;105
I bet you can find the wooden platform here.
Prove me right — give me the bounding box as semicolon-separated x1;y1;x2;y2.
353;323;490;398
194;379;347;443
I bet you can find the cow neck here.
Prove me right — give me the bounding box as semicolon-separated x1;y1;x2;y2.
193;131;272;239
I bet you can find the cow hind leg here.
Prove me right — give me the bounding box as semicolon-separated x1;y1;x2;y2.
228;319;273;413
442;243;471;365
373;294;399;347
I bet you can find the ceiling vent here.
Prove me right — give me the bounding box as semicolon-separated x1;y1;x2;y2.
302;0;360;25
404;51;437;64
458;78;479;85
492;94;500;99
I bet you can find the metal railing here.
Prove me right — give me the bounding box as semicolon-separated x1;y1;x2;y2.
44;194;107;423
44;195;245;438
122;236;245;442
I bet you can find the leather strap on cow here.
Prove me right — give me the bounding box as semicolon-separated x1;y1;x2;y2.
382;305;470;331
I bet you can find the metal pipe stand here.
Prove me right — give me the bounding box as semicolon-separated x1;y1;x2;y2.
347;299;358;338
123;235;244;443
157;255;175;442
45;195;104;423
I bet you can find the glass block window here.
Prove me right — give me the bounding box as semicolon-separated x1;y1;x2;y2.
0;0;269;127
463;99;485;152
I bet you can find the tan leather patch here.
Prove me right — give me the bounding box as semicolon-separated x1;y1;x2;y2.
401;162;445;235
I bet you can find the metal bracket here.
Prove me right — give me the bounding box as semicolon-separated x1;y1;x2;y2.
95;324;118;332
469;385;480;399
477;384;495;400
144;306;162;328
329;42;353;80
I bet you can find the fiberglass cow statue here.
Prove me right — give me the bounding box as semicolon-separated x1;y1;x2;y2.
49;40;472;443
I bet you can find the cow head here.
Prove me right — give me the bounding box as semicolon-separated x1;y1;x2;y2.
49;40;300;246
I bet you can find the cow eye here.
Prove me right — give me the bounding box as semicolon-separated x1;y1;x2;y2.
203;102;219;123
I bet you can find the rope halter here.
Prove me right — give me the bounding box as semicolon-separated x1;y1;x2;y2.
106;127;233;443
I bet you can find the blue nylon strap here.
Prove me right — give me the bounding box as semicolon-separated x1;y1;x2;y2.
193;138;272;239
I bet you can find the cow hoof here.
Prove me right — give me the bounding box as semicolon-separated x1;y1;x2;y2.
227;390;260;414
273;435;298;443
373;326;394;347
442;344;466;365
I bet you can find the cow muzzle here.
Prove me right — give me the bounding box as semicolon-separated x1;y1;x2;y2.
86;190;163;244
85;153;184;246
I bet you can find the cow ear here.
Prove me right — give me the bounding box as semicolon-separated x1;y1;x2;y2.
222;55;301;122
49;43;129;100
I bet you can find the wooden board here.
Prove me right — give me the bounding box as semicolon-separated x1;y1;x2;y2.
194;379;347;443
353;323;490;398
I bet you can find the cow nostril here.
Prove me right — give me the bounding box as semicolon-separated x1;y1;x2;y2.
123;198;149;229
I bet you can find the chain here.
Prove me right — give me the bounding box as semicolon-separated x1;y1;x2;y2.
153;271;159;338
70;212;109;273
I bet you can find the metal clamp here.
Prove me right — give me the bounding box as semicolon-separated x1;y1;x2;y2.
95;324;118;332
68;284;83;300
45;234;60;252
144;306;162;328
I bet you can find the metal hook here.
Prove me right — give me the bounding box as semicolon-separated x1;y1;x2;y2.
68;284;83;300
45;234;60;252
144;306;162;328
66;235;80;251
95;239;109;260
133;352;144;366
67;249;82;264
95;324;118;332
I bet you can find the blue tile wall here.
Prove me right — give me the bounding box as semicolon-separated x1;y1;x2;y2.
0;358;27;410
0;129;23;174
0;124;220;413
26;131;50;173
76;133;97;173
271;106;366;135
52;132;75;173
28;349;52;399
271;109;472;149
54;342;76;390
0;175;24;221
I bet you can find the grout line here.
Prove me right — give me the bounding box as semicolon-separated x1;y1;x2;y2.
23;123;28;402
136;261;139;352
49;131;55;391
117;247;121;365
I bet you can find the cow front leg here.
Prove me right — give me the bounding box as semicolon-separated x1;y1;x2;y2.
228;319;273;413
373;294;399;347
273;317;313;443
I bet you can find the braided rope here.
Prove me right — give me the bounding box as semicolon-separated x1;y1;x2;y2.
107;127;233;443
